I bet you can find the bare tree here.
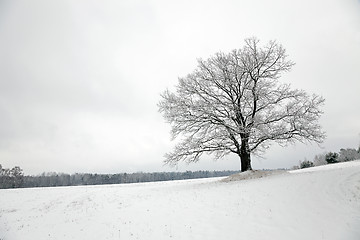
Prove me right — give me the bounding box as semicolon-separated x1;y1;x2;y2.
313;152;327;166
159;38;325;172
338;148;360;162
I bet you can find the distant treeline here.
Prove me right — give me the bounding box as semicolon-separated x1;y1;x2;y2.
0;164;238;189
0;165;24;189
297;147;360;169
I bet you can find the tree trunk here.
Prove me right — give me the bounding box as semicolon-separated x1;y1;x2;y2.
240;137;252;172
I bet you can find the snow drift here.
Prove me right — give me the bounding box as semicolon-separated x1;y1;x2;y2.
1;161;360;240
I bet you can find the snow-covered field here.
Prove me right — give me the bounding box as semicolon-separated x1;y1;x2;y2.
1;161;360;240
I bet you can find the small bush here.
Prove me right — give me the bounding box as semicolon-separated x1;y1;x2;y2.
325;152;339;164
300;160;314;169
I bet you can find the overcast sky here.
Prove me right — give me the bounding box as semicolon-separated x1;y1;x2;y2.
0;0;359;175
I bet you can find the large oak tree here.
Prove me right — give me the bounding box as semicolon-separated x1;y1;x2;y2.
159;38;325;172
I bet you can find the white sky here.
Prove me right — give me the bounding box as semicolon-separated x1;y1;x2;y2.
0;0;359;175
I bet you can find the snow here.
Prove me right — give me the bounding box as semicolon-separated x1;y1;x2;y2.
1;161;360;240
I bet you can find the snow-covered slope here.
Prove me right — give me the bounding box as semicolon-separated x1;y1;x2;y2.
1;161;360;240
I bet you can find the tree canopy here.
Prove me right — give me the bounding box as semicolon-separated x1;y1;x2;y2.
159;37;325;171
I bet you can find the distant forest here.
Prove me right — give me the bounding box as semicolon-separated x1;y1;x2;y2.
0;164;238;189
3;147;358;189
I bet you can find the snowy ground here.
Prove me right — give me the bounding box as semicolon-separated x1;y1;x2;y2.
1;161;360;240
